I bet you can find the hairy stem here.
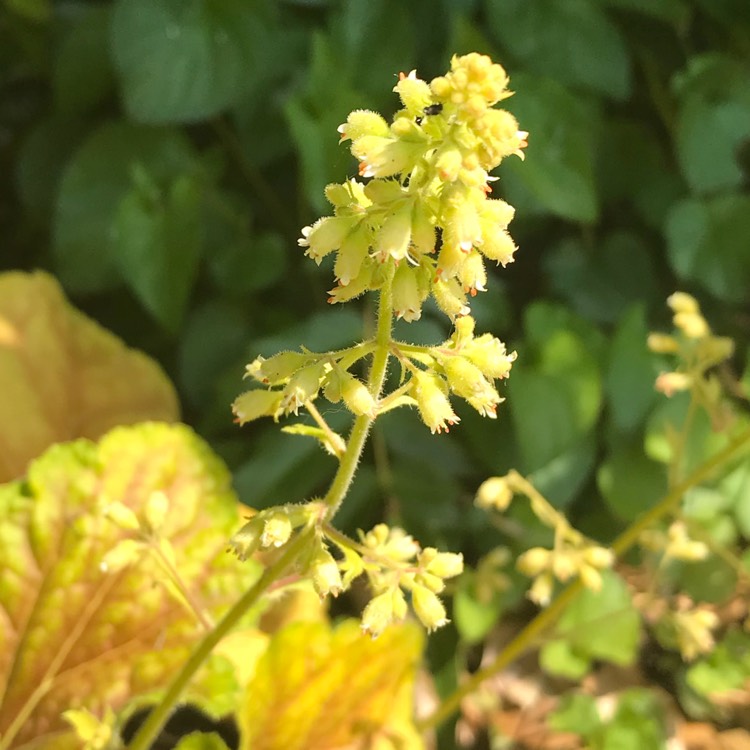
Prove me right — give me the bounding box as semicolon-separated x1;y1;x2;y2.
127;277;395;748
323;274;394;519
127;530;312;750
418;424;750;732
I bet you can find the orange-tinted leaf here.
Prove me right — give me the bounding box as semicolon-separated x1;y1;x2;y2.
0;271;179;482
0;423;260;749
239;619;425;750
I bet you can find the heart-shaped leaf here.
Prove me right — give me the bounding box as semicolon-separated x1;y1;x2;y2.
0;422;260;748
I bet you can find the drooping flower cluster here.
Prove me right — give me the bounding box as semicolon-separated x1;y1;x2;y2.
299;53;527;322
476;471;614;606
233;315;516;436
648;292;735;429
228;504;463;637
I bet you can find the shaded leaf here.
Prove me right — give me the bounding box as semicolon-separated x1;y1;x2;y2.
606;304;659;434
111;0;258;123
238;619;424;750
0;423;260;748
53;121;198;293
0;271;179;482
114;169;204;331
541;570;640;676
665;194;750;303
674;55;750;195
486;0;631;100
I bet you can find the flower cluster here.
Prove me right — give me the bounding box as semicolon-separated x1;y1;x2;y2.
649;292;735;428
233;315;516;437
399;315;516;433
351;524;464;637
232;343;376;438
476;471;614;606
299;53;527;322
229;503;463;637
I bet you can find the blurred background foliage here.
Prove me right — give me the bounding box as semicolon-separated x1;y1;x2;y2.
2;0;750;681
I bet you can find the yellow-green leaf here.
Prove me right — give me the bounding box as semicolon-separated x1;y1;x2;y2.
0;423;260;749
0;271;179;482
239;619;425;750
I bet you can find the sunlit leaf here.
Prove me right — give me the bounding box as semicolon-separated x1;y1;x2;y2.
0;423;260;748
238;619;424;750
0;271;179;482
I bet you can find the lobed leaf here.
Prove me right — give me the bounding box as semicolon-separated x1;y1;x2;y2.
0;423;260;748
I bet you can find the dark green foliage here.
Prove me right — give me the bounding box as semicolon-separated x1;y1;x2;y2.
2;1;750;737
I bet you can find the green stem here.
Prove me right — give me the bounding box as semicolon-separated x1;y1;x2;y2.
128;277;394;748
126;530;312;750
418;424;750;732
323;274;394;519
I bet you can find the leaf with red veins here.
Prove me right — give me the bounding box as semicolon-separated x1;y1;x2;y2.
0;423;260;749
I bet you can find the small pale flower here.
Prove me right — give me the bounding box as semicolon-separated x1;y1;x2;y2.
411;584;449;632
309;544;343;598
655;371;692;397
673;608;719;661
528;572;554;607
517;547;551;577
233;389;283;424
340;371;376;417
261;511;293;548
432;277;470;320
410;369;460;434
476;476;513;512
393;263;426;322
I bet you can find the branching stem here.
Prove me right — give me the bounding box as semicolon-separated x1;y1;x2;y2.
419;424;750;732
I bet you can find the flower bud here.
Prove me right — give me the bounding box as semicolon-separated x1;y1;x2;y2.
394;72;433;112
674;311;709;339
458;250;487;294
334;228;371;286
338;109;389;142
551;550;578;582
393;263;425;322
143;490;169;534
340;371;376;417
281;362;327;415
432;277;470;320
655;371;692;397
261;511;292;548
232;389;283;424
528;573;554;606
410;370;459;434
411;585;449;632
647;333;679;354
362;588;406;638
299;216;355;263
422;549;464;579
480;225;517;266
245;351;311;385
100;539;145;573
309;544;343;598
374;202;413;262
465;335;516;379
229;516;264;561
579;564;603;592
667;292;699;315
517;547;551;577
476;476;513;511
582;546;614;569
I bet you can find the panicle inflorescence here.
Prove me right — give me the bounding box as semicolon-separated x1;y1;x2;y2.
299;53;527;323
475;471;614;606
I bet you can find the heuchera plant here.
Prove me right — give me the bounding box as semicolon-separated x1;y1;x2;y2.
118;51;530;749
230;53;526;632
